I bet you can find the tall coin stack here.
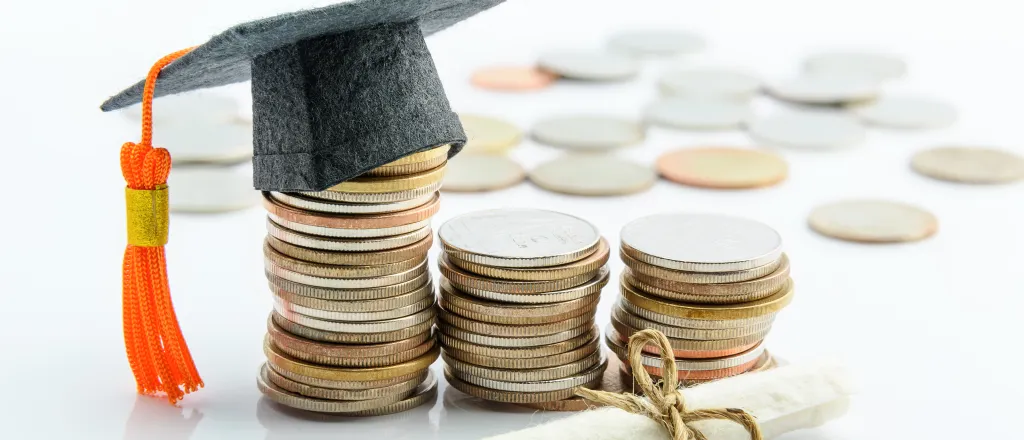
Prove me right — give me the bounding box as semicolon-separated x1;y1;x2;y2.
609;213;794;383
435;209;610;409
255;145;450;415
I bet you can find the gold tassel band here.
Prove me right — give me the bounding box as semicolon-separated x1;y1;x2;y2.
125;185;169;247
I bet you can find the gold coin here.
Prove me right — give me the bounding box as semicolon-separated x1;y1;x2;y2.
616;296;775;330
620;278;794;320
444;367;601;403
448;238;610;281
264;336;439;382
611;304;773;340
267;316;430;358
438;326;597;359
258;365;438;414
808;199;938;243
264;241;425;279
326;165;446;194
267;362;427;390
266;234;432;266
624;254;790;301
656;147;788;189
267;270;430;301
439;283;599;325
271;312;433;344
443;351;602;383
443;337;600;369
265;363;426;400
459;114;523;154
439;254;597;294
910;146;1024;184
437;305;594;337
377;145;451;167
621;249;781;284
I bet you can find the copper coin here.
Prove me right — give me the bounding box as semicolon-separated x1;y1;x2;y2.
657;147;788;189
619;354;761;381
470;66;558;91
607;323;760;359
262;192;440;229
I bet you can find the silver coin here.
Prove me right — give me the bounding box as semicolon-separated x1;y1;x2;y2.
644;98;751;130
272;301;436;333
446;357;607;392
301;181;442;203
607;30;705;56
532;115;644;151
167;162;259;213
605;331;765;371
273;294;434;322
911;146;1024;184
442;154;525;192
747;111;866;150
268;191;436;214
266;219;432;252
849;95;957;129
529;154;655;196
536;51;640;81
620;213;782;272
440;266;609;304
808;199;938;243
265;259;428;289
659;68;761;100
804;51;907;81
268;214;431;238
438;208;600;267
258;365;437;414
765;76;879;105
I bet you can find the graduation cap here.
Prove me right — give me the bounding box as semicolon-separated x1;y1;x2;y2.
104;0;504;403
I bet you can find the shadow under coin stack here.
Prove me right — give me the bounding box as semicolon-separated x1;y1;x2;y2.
255;145;451;415
610;213;794;384
435;209;610;410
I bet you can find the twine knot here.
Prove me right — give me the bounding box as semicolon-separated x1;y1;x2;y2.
576;329;763;440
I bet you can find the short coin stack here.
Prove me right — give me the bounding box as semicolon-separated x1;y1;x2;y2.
435;209;610;409
609;213;794;383
255;145;450;415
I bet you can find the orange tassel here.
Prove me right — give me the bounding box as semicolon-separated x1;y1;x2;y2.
120;48;202;404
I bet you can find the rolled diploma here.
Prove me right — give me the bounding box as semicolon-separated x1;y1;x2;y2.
484;360;855;440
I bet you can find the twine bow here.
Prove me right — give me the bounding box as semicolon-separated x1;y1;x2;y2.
576;329;763;440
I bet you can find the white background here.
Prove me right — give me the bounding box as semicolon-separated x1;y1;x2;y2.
1;0;1022;438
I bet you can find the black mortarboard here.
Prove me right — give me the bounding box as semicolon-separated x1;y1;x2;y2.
102;0;504;191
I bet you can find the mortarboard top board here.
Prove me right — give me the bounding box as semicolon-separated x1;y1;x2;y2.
104;0;504;404
102;0;506;191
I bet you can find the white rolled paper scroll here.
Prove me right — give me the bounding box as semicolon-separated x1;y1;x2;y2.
484;360;855;440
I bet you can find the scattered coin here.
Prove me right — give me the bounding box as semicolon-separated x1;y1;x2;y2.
808;199;938;243
536;51;640;81
621;213;783;272
459;114;523;154
747;111;866;150
804;51;907;81
849;95;958;129
442;155;525;192
656;147;788;189
532;115;645;151
529;154;655;196
471;66;558;91
439;208;601;268
765;76;879;105
659;68;761;101
607;30;706;56
167;162;260;213
911;146;1024;184
644;98;751;130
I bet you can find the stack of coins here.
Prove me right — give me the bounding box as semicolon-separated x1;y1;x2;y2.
254;145;450;415
435;209;611;409
609;213;794;383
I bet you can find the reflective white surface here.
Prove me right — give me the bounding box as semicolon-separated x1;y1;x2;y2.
2;0;1023;439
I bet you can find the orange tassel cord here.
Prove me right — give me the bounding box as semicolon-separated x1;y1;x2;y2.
120;48;202;404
